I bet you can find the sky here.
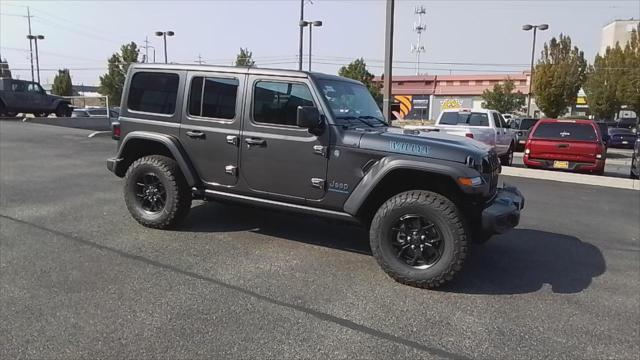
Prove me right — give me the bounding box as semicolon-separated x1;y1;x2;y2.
1;0;639;86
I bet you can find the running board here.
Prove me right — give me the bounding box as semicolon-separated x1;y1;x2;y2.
195;188;358;223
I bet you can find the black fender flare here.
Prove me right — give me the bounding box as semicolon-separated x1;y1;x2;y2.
114;131;200;187
50;99;72;112
342;156;483;216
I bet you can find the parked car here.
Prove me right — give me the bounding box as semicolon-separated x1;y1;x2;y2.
71;107;119;119
523;119;606;175
631;125;640;179
607;127;637;149
0;78;72;117
615;117;639;130
106;63;525;289
431;109;516;166
510;118;539;151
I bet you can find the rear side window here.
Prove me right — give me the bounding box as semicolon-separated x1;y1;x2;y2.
532;122;598;141
188;76;239;119
440;112;489;126
253;81;314;126
127;72;179;115
519;118;538;130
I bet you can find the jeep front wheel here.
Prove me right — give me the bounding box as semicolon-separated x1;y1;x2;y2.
124;155;192;229
369;190;467;289
55;104;71;117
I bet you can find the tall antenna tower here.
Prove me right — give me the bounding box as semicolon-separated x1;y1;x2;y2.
411;5;426;75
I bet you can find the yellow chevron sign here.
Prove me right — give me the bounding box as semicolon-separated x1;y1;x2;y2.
394;95;413;117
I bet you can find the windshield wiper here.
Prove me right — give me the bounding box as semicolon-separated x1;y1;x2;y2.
335;115;376;128
357;115;388;127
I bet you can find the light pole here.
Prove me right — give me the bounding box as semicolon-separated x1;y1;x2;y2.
522;23;548;116
298;0;304;71
27;35;44;83
155;31;174;64
299;20;322;71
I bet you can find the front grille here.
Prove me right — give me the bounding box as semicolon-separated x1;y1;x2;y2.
481;151;500;196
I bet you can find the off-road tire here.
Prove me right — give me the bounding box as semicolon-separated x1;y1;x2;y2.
500;143;514;166
55;104;71;117
369;190;468;289
124;155;191;229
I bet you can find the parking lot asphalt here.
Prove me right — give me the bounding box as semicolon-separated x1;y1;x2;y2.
1;121;639;359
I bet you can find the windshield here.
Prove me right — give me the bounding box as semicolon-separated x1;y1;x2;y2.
439;112;489;126
317;79;386;126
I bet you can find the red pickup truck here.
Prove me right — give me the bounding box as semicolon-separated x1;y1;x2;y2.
523;119;606;175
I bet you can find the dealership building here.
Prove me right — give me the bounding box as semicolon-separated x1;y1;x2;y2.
375;72;542;121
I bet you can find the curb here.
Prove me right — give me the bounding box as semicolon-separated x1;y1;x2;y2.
501;166;639;191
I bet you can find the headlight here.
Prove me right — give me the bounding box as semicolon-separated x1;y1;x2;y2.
457;176;483;187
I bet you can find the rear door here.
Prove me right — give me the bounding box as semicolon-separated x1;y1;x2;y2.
239;76;329;201
529;121;600;162
492;112;510;154
180;72;245;186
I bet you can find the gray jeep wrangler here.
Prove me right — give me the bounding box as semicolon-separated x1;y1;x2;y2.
107;64;524;288
0;78;72;117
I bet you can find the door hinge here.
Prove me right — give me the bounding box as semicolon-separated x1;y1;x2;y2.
225;165;237;176
311;178;325;189
226;135;239;146
313;145;327;157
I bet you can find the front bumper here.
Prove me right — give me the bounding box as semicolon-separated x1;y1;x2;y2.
481;185;525;235
107;157;123;175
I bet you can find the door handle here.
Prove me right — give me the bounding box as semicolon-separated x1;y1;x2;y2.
185;130;205;139
557;143;569;148
245;137;266;146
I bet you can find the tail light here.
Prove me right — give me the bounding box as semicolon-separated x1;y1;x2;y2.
465;133;474;139
112;123;121;140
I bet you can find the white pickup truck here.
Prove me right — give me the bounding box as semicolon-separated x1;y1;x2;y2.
407;109;516;166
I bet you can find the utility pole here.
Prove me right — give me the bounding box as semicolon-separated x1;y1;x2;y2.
143;36;150;63
298;0;305;71
411;5;426;75
383;0;395;122
26;6;35;83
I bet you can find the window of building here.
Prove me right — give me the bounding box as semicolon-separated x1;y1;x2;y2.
469;80;476;86
441;81;448;86
128;72;179;115
482;80;490;86
253;81;314;126
188;76;239;119
453;81;460;86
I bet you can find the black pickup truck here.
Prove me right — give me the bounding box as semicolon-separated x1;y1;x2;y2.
107;64;525;288
0;78;72;117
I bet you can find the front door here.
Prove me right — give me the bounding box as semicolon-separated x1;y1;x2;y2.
27;82;47;111
240;77;328;200
180;72;245;186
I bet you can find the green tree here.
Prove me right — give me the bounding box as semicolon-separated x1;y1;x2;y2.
584;45;624;121
338;58;382;103
98;42;139;105
52;68;73;96
481;78;526;114
533;34;587;118
235;48;255;67
618;26;640;115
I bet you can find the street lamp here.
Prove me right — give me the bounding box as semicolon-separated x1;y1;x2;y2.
26;35;44;83
522;23;549;116
299;20;322;71
154;30;174;64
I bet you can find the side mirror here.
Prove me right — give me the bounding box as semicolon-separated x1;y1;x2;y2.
296;106;321;128
603;134;610;142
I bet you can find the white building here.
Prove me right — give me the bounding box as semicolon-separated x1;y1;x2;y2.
600;19;639;53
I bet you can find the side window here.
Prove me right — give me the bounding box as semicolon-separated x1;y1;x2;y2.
468;113;489;126
127;72;179;115
253;81;314;126
12;81;26;92
188;76;239;119
498;114;508;128
492;113;503;128
27;83;39;93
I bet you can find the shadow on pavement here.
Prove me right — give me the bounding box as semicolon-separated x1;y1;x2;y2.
179;201;371;255
181;203;605;294
445;229;606;294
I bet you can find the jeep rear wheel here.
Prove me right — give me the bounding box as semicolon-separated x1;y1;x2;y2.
370;190;467;289
55;104;71;117
124;155;192;229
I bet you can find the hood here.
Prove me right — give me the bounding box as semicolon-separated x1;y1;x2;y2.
356;126;491;163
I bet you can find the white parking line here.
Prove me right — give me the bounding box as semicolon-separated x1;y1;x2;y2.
502;166;639;191
88;131;112;138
